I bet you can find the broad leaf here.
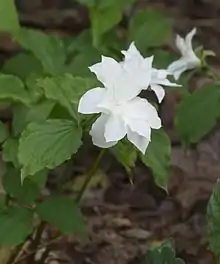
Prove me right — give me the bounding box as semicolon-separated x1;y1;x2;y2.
12;100;55;136
207;179;220;262
140;129;171;190
0;0;20;33
110;140;137;174
38;75;96;121
153;50;177;69
90;0;135;47
15;28;66;75
36;195;85;235
0;75;30;104
129;10;172;52
2;138;19;168
175;85;220;145
2;53;43;81
30;170;48;189
66;47;101;77
0;121;8;143
143;241;185;264
18;119;82;177
0;207;33;246
2;167;39;204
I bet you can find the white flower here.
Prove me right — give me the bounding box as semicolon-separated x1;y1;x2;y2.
167;28;201;80
150;68;180;103
78;56;161;154
122;42;179;103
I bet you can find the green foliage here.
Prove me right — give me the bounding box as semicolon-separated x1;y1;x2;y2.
67;47;101;77
12;101;55;136
2;167;39;204
153;50;177;69
18;119;82;177
0;207;33;246
110;140;137;174
2;138;19;168
89;0;135;47
175;85;220;145
0;75;30;104
207;180;220;263
143;241;185;264
0;121;9;143
36;195;85;235
0;0;20;33
15;28;66;75
2;53;43;81
129;10;172;52
140;129;171;190
38;75;96;122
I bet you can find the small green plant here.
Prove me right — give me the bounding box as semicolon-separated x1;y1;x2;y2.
0;0;219;263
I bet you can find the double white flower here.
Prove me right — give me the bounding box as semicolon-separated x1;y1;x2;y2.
167;28;201;80
78;43;177;154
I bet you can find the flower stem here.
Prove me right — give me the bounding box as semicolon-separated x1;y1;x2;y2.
76;149;106;203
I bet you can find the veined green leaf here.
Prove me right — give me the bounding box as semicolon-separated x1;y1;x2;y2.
36;195;85;235
140;129;171;190
18;119;82;177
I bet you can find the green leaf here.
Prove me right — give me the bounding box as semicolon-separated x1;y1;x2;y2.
38;75;96;121
129;10;172;52
90;0;135;47
175;85;220;144
15;28;66;75
143;241;185;264
153;50;177;69
18;119;82;177
2;167;39;204
0;207;33;246
207;179;220;262
36;195;85;235
2;53;43;81
66;47;101;77
0;74;30;104
0;121;8;143
110;140;137;174
30;170;48;189
140;129;171;190
2;138;19;168
12;100;55;136
0;0;20;34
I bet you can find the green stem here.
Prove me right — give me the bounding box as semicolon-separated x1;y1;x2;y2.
76;149;105;203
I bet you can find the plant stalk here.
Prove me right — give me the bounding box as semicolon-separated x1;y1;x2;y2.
76;149;106;203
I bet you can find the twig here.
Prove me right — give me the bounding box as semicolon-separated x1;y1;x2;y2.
12;235;62;264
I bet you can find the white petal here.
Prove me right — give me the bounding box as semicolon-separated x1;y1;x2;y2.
89;56;122;88
127;129;150;154
150;84;165;103
78;87;106;114
90;114;118;148
104;114;127;142
150;69;180;87
121;45;153;93
127;119;151;138
176;34;185;54
185;28;197;50
167;59;187;80
123;97;161;129
122;42;143;63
